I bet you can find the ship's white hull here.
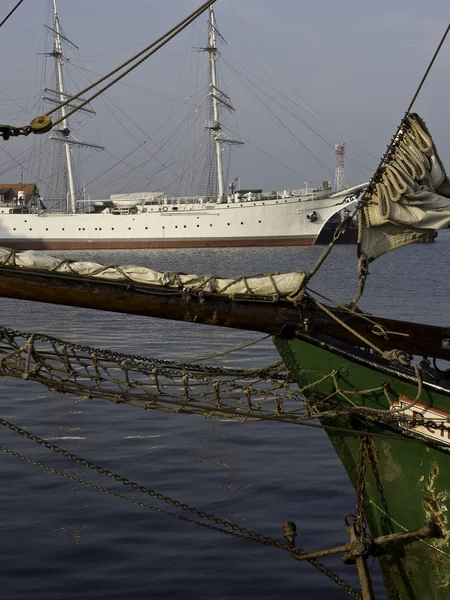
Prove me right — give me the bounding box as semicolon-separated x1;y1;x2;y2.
0;195;350;250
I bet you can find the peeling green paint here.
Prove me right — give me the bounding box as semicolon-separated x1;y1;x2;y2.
274;334;450;600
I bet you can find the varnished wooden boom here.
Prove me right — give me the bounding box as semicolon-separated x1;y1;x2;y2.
0;266;449;361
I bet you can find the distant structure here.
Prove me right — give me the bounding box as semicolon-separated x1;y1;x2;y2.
334;143;345;192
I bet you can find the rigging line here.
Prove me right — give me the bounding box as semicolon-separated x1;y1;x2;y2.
306;25;450;285
119;98;211;189
225;4;378;164
224;53;334;139
46;0;217;125
71;61;208;107
223;61;334;178
225;1;331;128
176;334;272;365
306;286;411;338
76;143;149;195
166;14;198;124
224;57;374;179
0;0;25;29
363;21;450;201
243;138;313;182
67;66;192;190
224;57;374;177
78;68;197;179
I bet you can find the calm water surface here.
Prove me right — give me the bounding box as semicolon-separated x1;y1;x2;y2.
1;234;449;599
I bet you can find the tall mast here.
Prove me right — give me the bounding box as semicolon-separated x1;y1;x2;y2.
208;8;224;199
52;0;76;213
205;7;243;201
44;0;103;213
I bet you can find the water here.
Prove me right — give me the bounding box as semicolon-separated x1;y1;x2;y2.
1;234;450;599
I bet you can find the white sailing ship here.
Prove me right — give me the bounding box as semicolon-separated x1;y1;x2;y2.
0;2;364;251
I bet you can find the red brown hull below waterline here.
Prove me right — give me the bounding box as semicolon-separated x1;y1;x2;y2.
0;237;317;250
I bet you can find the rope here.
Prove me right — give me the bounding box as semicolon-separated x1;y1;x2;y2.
361;22;450;205
308;296;385;356
0;0;25;29
47;0;217;127
305;202;361;283
305;22;450;305
349;254;369;308
178;334;272;364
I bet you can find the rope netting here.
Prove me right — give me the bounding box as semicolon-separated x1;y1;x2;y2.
0;327;309;421
0;327;421;434
0;326;426;431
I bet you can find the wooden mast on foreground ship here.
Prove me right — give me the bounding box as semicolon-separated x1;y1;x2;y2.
1;1;450;598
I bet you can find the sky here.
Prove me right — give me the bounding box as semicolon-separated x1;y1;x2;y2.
0;0;449;200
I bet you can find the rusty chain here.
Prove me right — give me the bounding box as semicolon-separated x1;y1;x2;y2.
356;435;372;545
0;124;31;141
0;416;362;598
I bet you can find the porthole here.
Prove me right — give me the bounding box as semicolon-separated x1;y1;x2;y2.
258;220;261;223
29;228;32;231
240;222;243;225
197;224;199;228
111;228;114;231
128;227;131;230
184;225;187;228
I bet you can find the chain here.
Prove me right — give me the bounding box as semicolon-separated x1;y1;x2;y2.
0;124;31;141
0;326;284;379
0;444;287;546
356;435;371;544
0;417;361;598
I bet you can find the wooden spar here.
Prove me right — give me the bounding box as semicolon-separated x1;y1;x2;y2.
0;265;449;361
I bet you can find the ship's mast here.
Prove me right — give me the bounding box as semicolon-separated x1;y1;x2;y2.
205;7;243;201
52;0;76;213
45;0;103;213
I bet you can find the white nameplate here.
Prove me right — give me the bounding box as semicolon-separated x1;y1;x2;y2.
392;398;450;446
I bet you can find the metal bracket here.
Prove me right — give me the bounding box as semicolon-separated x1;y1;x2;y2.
282;518;441;600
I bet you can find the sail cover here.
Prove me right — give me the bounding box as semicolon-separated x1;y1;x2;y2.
360;113;450;261
0;248;305;300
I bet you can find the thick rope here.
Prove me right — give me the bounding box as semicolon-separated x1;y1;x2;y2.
48;0;217;127
0;0;25;29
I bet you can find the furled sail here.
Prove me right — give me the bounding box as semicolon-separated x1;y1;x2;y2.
0;248;305;300
359;113;450;261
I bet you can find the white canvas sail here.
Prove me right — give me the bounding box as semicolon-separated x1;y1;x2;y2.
360;114;450;261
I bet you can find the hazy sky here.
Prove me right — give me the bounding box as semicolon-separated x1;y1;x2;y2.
0;0;449;199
